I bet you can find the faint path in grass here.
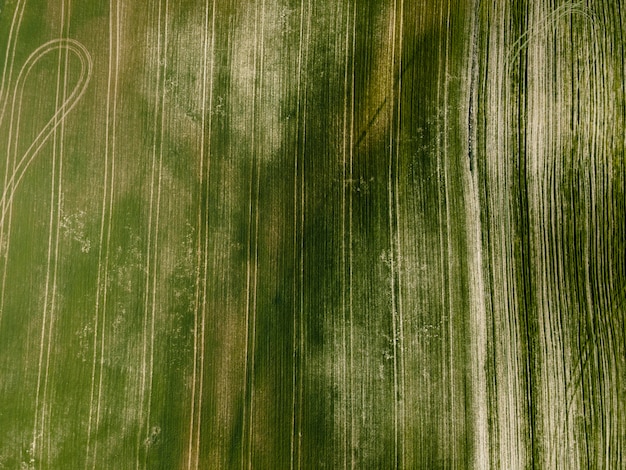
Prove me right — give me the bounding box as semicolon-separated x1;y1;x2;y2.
86;0;121;467
186;0;216;468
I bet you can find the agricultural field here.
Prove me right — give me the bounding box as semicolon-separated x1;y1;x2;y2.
0;0;624;468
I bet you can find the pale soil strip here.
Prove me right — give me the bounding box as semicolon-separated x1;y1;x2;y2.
246;1;266;467
87;1;120;467
94;2;120;462
137;0;167;467
290;0;303;464
583;18;613;468
385;4;400;466
339;2;351;468
248;134;262;470
140;0;170;467
393;2;405;467
434;1;446;463
443;3;458;465
241;13;256;470
40;2;73;462
528;3;556;464
241;1;262;467
348;4;356;467
241;16;256;464
465;4;490;468
386;0;406;466
186;0;212;466
290;0;308;468
520;6;598;466
186;0;211;465
491;4;523;465
145;0;170;459
296;4;311;469
437;2;457;465
190;1;216;468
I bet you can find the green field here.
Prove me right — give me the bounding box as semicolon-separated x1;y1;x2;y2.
0;0;625;468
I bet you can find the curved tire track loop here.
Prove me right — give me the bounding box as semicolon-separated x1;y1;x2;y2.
1;38;93;229
0;34;91;464
0;0;27;131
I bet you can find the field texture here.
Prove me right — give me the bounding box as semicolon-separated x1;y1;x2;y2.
0;0;625;468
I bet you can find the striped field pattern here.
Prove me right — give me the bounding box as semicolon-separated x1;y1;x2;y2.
0;0;624;468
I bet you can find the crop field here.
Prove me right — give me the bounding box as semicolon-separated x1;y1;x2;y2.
0;0;625;468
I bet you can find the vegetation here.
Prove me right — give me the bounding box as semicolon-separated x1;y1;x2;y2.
0;0;624;468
